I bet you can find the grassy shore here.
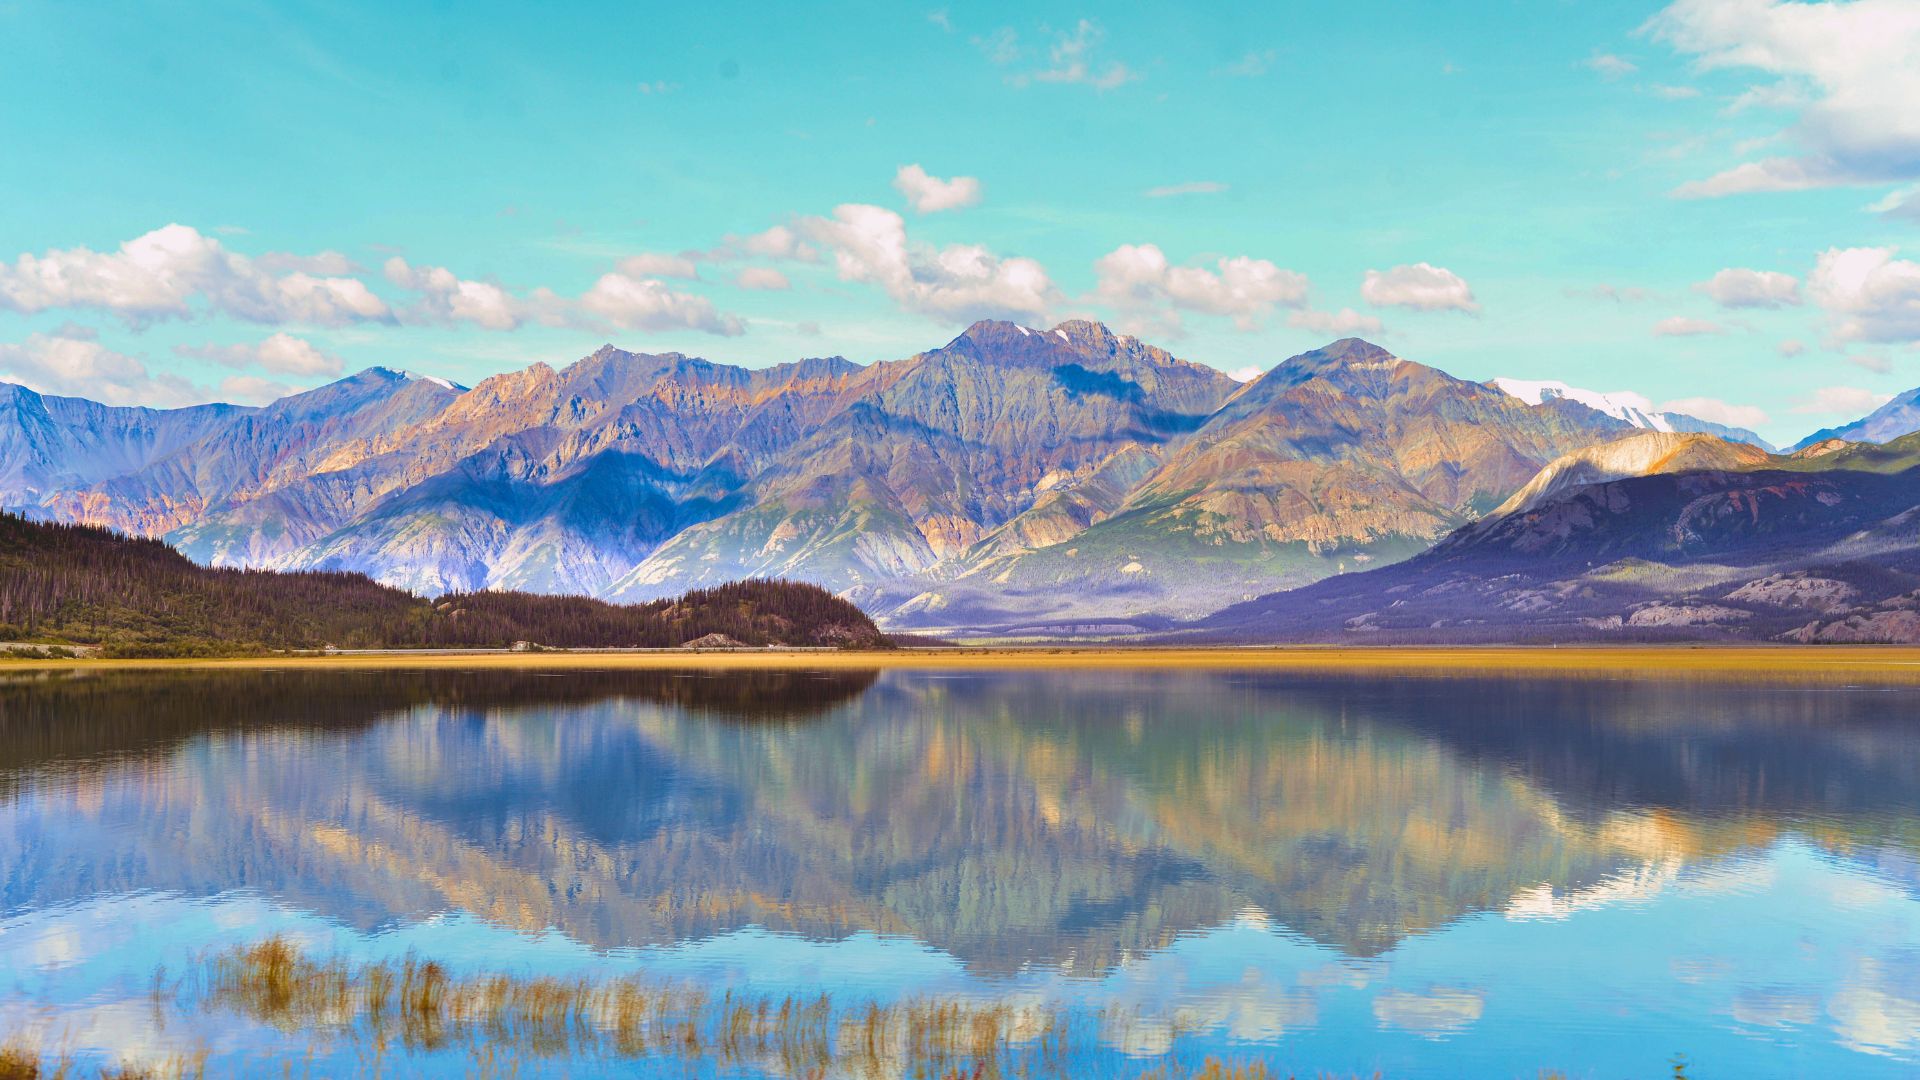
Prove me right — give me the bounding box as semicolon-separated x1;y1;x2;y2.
5;644;1920;682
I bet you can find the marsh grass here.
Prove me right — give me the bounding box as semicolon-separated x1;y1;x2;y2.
181;937;1081;1077
0;938;1611;1078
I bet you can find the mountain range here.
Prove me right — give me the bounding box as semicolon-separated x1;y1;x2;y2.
1193;430;1920;643
4;321;1917;637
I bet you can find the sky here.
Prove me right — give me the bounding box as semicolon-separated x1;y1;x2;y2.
2;0;1919;445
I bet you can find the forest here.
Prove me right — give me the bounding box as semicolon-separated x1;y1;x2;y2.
0;513;888;656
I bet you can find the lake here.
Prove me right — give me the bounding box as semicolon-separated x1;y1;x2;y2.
1;666;1917;1077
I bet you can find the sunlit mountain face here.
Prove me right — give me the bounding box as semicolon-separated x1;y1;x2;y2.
4;668;1920;1078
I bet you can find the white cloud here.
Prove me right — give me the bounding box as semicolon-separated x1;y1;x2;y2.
578;273;747;335
1015;19;1137;90
1144;181;1229;198
1660;395;1770;428
1647;0;1920;196
1697;267;1802;308
1361;263;1479;313
176;332;344;377
706;225;821;263
734;266;791;291
1585;53;1639;78
1778;338;1808;355
1228;365;1264;381
1654;315;1727;336
893;164;983;214
798;203;1056;322
1847;352;1893;373
1288;307;1386;337
1651;83;1703;99
1868;184;1920;219
216;374;298;405
254;250;357;275
1094;243;1310;332
927;9;952;32
1807;246;1920;343
616;252;701;279
635;80;679;95
384;258;526;331
0;224;393;328
1793;385;1895;414
0;332;201;406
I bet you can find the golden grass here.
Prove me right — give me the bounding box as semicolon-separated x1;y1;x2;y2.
117;938;1468;1078
7;644;1920;683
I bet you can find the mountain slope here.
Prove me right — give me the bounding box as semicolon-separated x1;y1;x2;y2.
886;339;1631;629
1190;432;1920;643
4;325;1661;629
1490;378;1776;451
1788;386;1920;452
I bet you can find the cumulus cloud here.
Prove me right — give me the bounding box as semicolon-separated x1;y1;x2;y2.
1228;365;1264;381
1361;263;1479;313
0;331;201;406
703;225;821;264
1014;19;1137;90
175;332;344;377
1093;243;1310;333
616;252;702;279
0;224;393;328
578;273;747;335
1808;246;1920;343
1654;315;1727;336
893;164;983;213
1793;385;1895;415
1660;395;1770;428
1288;307;1386;337
1647;0;1920;197
384;255;746;336
734;266;791;291
798;203;1056;322
384;258;528;330
1778;338;1808;355
254;250;358;275
1697;267;1802;308
216;374;299;405
1144;181;1229;198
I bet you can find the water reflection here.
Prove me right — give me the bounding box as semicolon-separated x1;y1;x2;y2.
1;667;1918;1075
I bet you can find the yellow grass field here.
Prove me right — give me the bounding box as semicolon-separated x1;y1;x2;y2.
9;645;1920;682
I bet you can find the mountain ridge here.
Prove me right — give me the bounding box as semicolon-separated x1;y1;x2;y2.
0;322;1864;631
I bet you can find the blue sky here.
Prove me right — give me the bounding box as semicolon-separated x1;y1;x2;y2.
2;0;1919;444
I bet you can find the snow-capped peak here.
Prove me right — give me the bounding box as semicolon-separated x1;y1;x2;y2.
1490;378;1672;432
400;370;459;390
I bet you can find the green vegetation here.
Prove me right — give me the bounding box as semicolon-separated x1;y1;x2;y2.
0;513;887;657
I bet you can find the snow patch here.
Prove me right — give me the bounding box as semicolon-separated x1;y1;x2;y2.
1491;378;1673;432
1016;325;1031;337
400;370;459;390
1054;329;1069;342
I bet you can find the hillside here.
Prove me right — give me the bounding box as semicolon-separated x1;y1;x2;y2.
0;513;885;655
1190;431;1920;644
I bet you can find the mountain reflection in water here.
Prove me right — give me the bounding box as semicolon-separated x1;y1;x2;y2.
3;667;1916;980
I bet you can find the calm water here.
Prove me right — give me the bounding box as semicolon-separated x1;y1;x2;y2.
2;667;1918;1077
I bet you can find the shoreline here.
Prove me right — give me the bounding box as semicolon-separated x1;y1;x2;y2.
7;644;1920;681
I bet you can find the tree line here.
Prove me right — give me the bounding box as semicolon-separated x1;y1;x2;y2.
0;513;887;656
